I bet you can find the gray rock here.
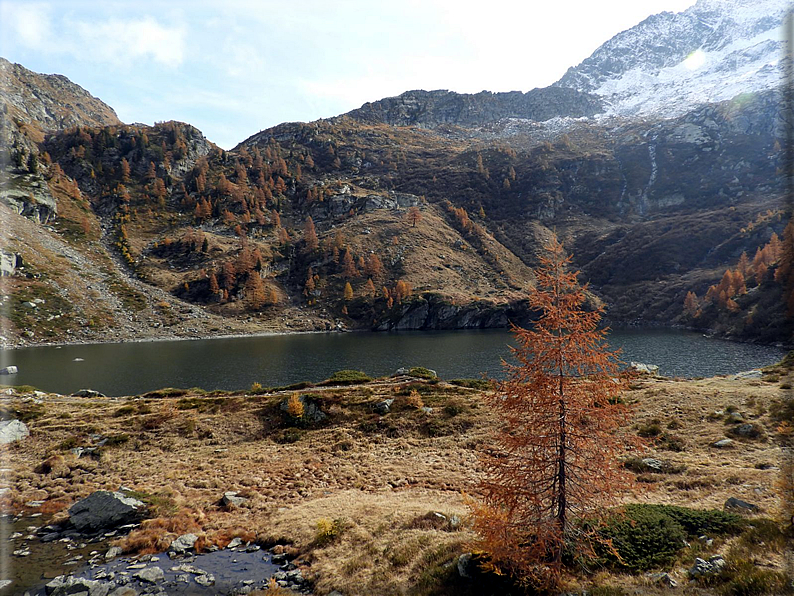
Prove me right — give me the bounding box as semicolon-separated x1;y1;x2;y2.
134;566;164;583
689;555;726;578
630;362;660;375
279;394;327;424
641;457;664;472
724;497;758;513
0;580;11;590
712;438;733;448
68;490;145;533
374;399;394;415
194;573;215;587
0;419;29;443
105;546;123;561
45;575;110;596
168;533;198;554
732;370;762;380
0;365;18;374
220;492;247;508
457;553;474;578
648;571;678;588
108;587;138;596
0;251;19;277
730;423;762;439
727;411;744;423
71;389;106;398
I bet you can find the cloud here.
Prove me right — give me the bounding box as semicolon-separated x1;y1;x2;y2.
0;2;51;49
70;16;186;68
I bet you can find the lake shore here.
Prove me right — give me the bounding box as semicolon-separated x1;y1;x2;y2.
4;368;790;595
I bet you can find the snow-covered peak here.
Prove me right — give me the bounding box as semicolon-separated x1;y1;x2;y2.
554;0;787;118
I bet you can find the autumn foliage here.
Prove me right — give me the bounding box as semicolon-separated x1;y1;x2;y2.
473;236;636;590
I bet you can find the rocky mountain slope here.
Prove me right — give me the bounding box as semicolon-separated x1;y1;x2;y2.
0;0;789;348
345;87;604;128
554;0;785;118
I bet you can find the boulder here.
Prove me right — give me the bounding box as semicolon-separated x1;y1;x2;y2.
732;370;762;380
279;394;327;424
374;399;394;415
712;438;734;448
72;389;106;398
0;419;29;444
689;555;725;578
220;491;247;508
168;533;198;555
105;546;122;561
729;423;762;439
45;575;110;596
724;497;758;514
134;566;164;583
457;553;474;578
0;365;17;375
68;490;145;533
630;362;659;375
641;457;664;472
648;572;678;588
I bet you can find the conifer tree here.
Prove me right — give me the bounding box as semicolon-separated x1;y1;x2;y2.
472;235;635;590
303;216;319;252
245;273;266;310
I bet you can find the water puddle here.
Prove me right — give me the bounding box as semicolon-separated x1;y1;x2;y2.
2;516;302;595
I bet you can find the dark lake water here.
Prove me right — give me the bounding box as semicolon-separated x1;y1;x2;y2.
0;328;787;396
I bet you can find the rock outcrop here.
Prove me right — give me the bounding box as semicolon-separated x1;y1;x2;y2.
68;490;145;533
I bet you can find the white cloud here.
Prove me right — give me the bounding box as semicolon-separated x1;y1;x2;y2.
0;2;51;49
69;17;186;68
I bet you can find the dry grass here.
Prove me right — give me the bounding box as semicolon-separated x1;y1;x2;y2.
5;373;790;594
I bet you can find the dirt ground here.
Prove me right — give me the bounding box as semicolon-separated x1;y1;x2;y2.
3;368;792;595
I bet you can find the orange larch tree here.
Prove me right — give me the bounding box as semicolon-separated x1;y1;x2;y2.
472;235;637;590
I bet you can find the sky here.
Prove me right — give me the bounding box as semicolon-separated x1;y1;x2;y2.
0;0;697;149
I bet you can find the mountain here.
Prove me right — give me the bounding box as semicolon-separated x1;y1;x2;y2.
555;0;785;118
344;87;604;128
0;0;789;348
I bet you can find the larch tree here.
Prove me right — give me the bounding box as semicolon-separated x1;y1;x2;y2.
304;216;319;253
244;273;266;310
472;235;637;590
406;206;422;228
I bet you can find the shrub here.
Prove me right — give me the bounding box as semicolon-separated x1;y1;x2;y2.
286;393;305;418
142;387;188;399
103;434;130;447
449;378;491;390
313;518;345;547
405;389;424;409
592;504;743;572
408;367;437;380
324;370;372;385
250;382;264;394
699;559;791;595
637;420;662;438
592;505;687;571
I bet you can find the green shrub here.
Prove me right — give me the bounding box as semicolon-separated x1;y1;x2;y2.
408;367;438;380
449;378;491;390
313;518;346;547
699;559;791;595
660;505;744;537
593;504;687;571
113;405;136;417
324;370;372;385
103;434;130;447
142;387;188;399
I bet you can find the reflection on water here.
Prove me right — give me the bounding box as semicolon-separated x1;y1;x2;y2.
0;328;787;396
